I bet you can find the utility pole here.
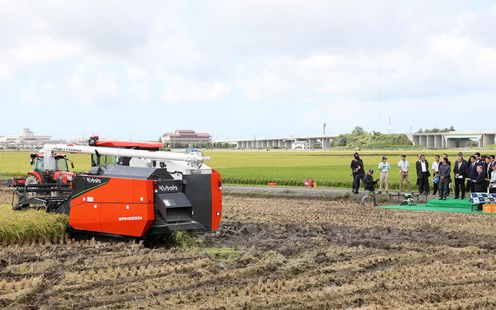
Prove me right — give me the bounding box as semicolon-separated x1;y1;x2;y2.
322;122;327;150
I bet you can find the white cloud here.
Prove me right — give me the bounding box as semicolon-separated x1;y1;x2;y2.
161;75;229;103
127;66;148;80
67;66;118;105
1;1;496;138
6;36;82;64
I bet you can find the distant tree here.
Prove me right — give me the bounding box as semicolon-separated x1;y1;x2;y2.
351;126;365;135
331;135;349;147
331;127;412;148
417;126;455;133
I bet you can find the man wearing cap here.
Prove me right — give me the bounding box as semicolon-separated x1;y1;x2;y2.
361;169;378;206
416;154;430;196
350;153;365;194
398;155;411;193
378;156;390;194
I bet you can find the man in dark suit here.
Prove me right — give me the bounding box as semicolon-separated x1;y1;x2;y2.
474;152;483;166
483;155;493;188
474;165;487;193
416;154;430;195
486;155;495;179
453;153;468;199
467;155;477;192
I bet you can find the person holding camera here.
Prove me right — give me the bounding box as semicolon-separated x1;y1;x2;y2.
361;169;378;206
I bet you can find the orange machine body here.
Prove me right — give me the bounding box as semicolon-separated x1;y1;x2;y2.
210;170;222;231
69;176;155;237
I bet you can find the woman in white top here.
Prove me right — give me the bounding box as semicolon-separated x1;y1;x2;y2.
378;156;390;194
432;155;440;195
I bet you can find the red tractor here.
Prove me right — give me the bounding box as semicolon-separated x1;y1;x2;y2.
23;153;75;185
9;153;75;212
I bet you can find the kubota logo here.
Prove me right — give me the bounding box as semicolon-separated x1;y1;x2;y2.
54;146;82;152
159;185;178;192
86;177;102;184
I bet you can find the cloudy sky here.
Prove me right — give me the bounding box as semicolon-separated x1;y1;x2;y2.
0;1;495;141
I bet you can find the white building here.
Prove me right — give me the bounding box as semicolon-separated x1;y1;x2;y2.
161;130;212;148
0;128;65;148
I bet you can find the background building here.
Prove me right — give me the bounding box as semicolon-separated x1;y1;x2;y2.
0;128;65;148
161;130;212;148
219;135;334;150
408;132;496;148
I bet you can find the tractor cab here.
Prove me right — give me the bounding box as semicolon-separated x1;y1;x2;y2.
31;153;69;171
28;153;74;184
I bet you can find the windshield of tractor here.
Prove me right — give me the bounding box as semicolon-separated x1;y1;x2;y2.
34;158;44;171
56;158;69;171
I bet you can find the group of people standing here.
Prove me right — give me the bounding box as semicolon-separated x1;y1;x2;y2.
351;152;496;205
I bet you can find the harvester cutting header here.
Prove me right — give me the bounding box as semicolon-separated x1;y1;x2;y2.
10;137;222;239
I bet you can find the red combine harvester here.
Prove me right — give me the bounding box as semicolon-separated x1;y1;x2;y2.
10;139;222;239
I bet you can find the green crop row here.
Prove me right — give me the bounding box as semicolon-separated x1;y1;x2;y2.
207;150;475;190
222;177;407;190
0;150;487;190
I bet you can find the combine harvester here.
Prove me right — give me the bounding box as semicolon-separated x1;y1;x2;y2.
10;139;222;239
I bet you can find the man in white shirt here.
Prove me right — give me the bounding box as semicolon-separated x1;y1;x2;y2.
490;164;496;193
378;156;390;194
398;154;411;193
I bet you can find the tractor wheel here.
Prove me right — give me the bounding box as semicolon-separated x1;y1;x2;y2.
25;175;39;186
24;175;40;199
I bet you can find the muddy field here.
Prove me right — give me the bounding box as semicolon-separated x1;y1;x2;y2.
2;191;496;309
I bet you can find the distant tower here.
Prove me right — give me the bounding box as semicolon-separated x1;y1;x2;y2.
323;122;326;136
388;116;392;134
